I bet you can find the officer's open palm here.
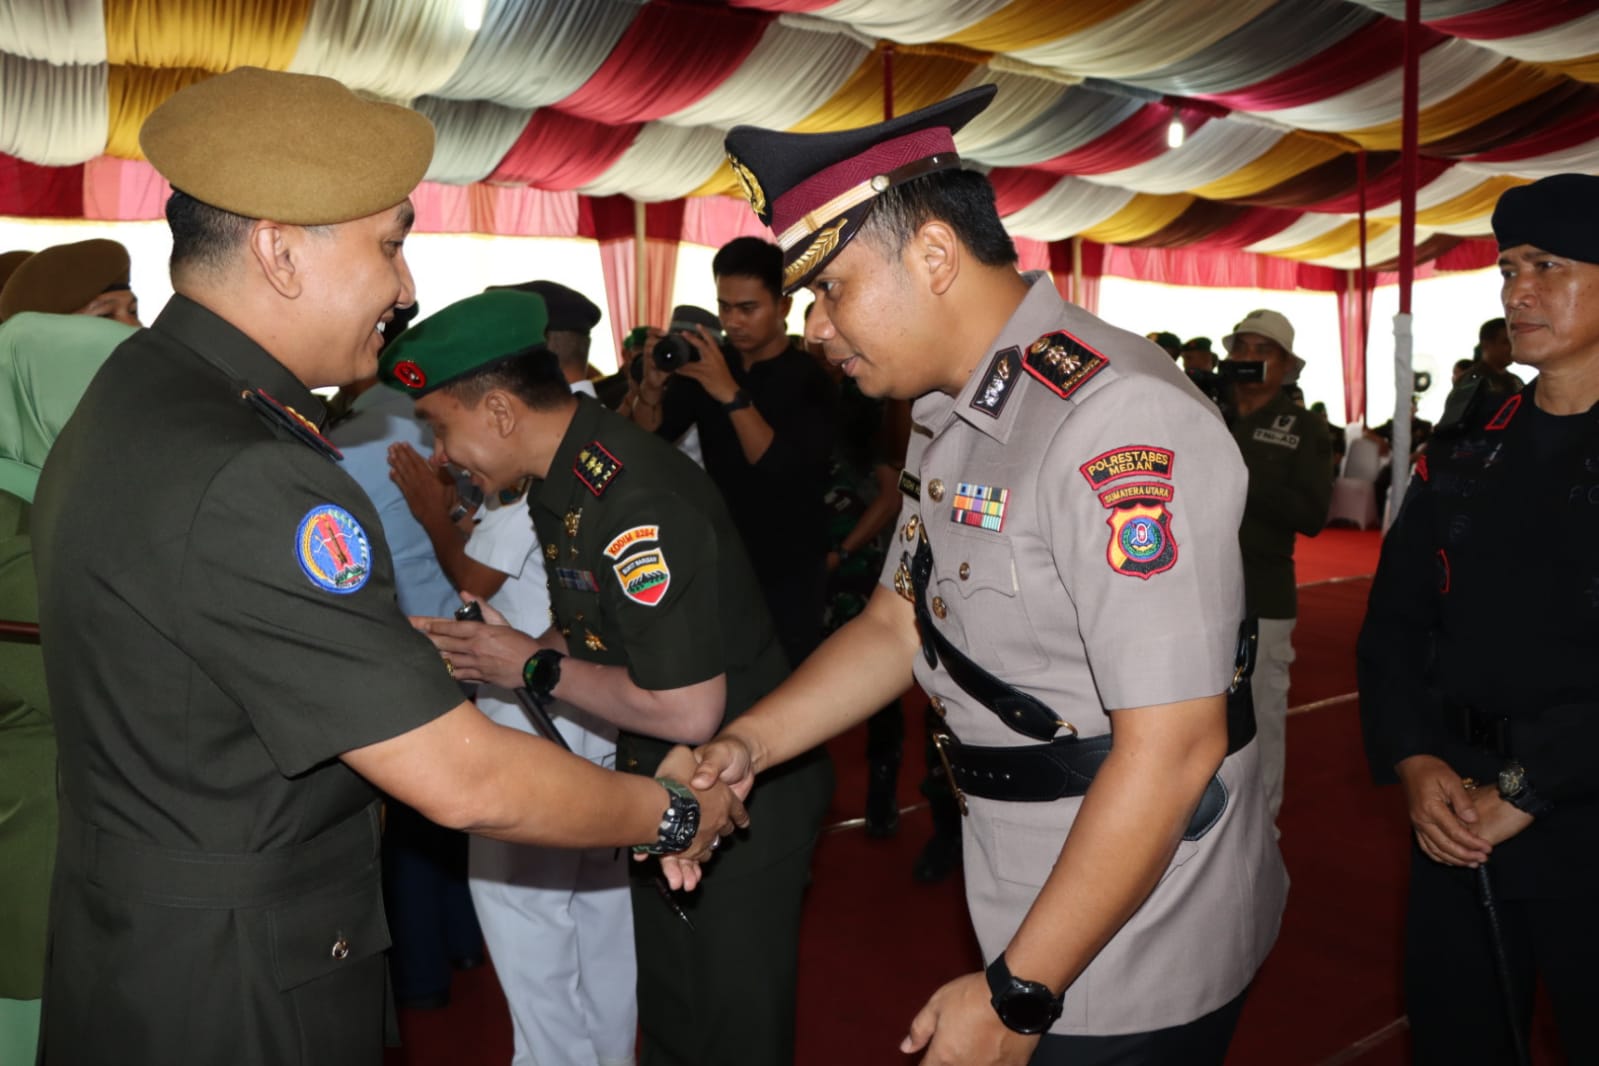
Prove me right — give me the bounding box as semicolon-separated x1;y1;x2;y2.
901;972;1040;1066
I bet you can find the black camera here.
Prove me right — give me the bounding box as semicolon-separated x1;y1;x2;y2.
651;330;701;372
1218;360;1267;384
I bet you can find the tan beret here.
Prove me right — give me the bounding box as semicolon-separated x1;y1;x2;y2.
140;66;435;226
0;250;34;294
0;240;131;323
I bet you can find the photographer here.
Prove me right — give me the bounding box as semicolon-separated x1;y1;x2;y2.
1220;310;1333;828
630;238;837;667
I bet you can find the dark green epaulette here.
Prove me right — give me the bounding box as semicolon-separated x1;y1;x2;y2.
241;388;343;462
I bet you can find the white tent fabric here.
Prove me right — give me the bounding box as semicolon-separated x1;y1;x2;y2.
1085;122;1285;195
1466;9;1599;63
1011;0;1280;78
0;0;106;66
580;122;727;202
429;0;641;108
959;83;1142;167
0;53;107;165
806;0;1009;45
1245;213;1349;254
1003;177;1137;240
288;0;481;100
418;96;536;185
1259;38;1500;129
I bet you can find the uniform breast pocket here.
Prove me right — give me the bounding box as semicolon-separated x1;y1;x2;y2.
933;534;1047;673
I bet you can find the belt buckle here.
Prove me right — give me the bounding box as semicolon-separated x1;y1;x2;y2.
931;732;969;816
1056;719;1078;738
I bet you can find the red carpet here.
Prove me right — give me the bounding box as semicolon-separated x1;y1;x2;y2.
385;529;1565;1065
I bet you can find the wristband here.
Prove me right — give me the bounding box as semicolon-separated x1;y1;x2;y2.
721;389;752;413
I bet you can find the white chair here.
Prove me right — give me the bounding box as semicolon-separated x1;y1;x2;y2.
1326;434;1382;529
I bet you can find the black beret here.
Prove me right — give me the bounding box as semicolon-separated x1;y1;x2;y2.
724;85;996;293
486;279;601;334
1491;173;1599;265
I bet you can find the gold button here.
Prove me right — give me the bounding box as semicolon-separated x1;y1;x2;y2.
958;562;970;580
929;479;945;502
903;514;920;542
932;596;947;619
626;758;639;770
929;695;946;717
330;935;350;961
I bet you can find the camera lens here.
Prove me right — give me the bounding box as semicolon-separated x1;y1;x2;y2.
651;333;699;372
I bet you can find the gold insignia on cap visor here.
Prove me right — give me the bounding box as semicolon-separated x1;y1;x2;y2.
139;66;434;226
728;154;767;220
783;219;848;292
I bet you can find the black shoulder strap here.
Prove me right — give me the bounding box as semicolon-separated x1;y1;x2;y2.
241;388;343;462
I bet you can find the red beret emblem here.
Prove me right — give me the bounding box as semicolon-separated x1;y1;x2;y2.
392;360;427;389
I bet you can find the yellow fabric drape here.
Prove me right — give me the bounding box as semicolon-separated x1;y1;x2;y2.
1271;219;1392;262
1553;53;1599;83
1414;175;1527;226
1079;193;1194;244
105;66;215;160
787;48;978;135
689;162;740;201
1189;135;1345;201
104;0;315;73
1344;60;1566;151
944;0;1142;53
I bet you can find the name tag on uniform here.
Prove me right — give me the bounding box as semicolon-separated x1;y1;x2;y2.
1252;427;1300;448
899;469;921;500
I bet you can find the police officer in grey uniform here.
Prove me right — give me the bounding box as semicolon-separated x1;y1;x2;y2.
393;291;834;1066
29;67;739;1066
689;86;1287;1066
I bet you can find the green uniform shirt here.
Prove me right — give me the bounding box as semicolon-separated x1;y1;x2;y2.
1230;390;1333;619
31;296;464;1065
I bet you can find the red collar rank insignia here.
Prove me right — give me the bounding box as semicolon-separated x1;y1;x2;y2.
296;504;372;593
575;441;623;497
1023;331;1107;401
243;389;342;461
950;483;1008;532
970;347;1020;418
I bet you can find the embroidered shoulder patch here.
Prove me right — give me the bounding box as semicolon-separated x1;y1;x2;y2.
969;347;1021;418
613;547;671;606
575;441;623;497
1079;446;1174;489
1105;497;1178;580
1022;331;1107;401
603;525;659;559
296;504;372;594
243;389;342;461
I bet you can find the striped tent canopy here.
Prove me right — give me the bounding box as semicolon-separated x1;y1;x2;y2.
2;0;1595;282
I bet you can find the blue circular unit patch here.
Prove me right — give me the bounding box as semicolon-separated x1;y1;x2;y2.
1119;515;1164;561
296;504;373;594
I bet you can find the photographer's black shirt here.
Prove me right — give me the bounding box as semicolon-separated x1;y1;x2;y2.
656;344;838;658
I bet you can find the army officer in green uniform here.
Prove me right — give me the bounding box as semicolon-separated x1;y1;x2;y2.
398;291;835;1066
30;68;741;1066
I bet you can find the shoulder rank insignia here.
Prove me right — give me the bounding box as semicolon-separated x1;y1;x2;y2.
295;504;371;594
574;441;623;497
970;347;1020;419
243;389;342;461
1022;331;1107;402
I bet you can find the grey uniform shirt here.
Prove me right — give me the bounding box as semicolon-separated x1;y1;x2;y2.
881;277;1286;1035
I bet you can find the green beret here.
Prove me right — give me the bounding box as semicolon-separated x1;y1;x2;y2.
0;250;34;294
379;290;550;398
0;240;132;323
140;66;435;226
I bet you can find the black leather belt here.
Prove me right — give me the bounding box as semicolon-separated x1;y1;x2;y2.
935;729;1231;841
56;799;382;909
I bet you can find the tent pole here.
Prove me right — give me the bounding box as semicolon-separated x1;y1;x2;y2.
634;198;647;329
1357;150;1369;428
1071;236;1083;306
1387;0;1422;529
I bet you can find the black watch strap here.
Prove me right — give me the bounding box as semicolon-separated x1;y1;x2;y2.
721;389;752;413
985;953;1064;1035
521;648;564;699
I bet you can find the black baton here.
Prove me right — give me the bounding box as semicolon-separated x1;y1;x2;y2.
1475;863;1531;1066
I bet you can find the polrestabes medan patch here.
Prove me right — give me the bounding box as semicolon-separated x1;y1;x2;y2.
1079;446;1175;489
1022;330;1106;401
574;441;623;497
969;346;1021;418
295;504;372;594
